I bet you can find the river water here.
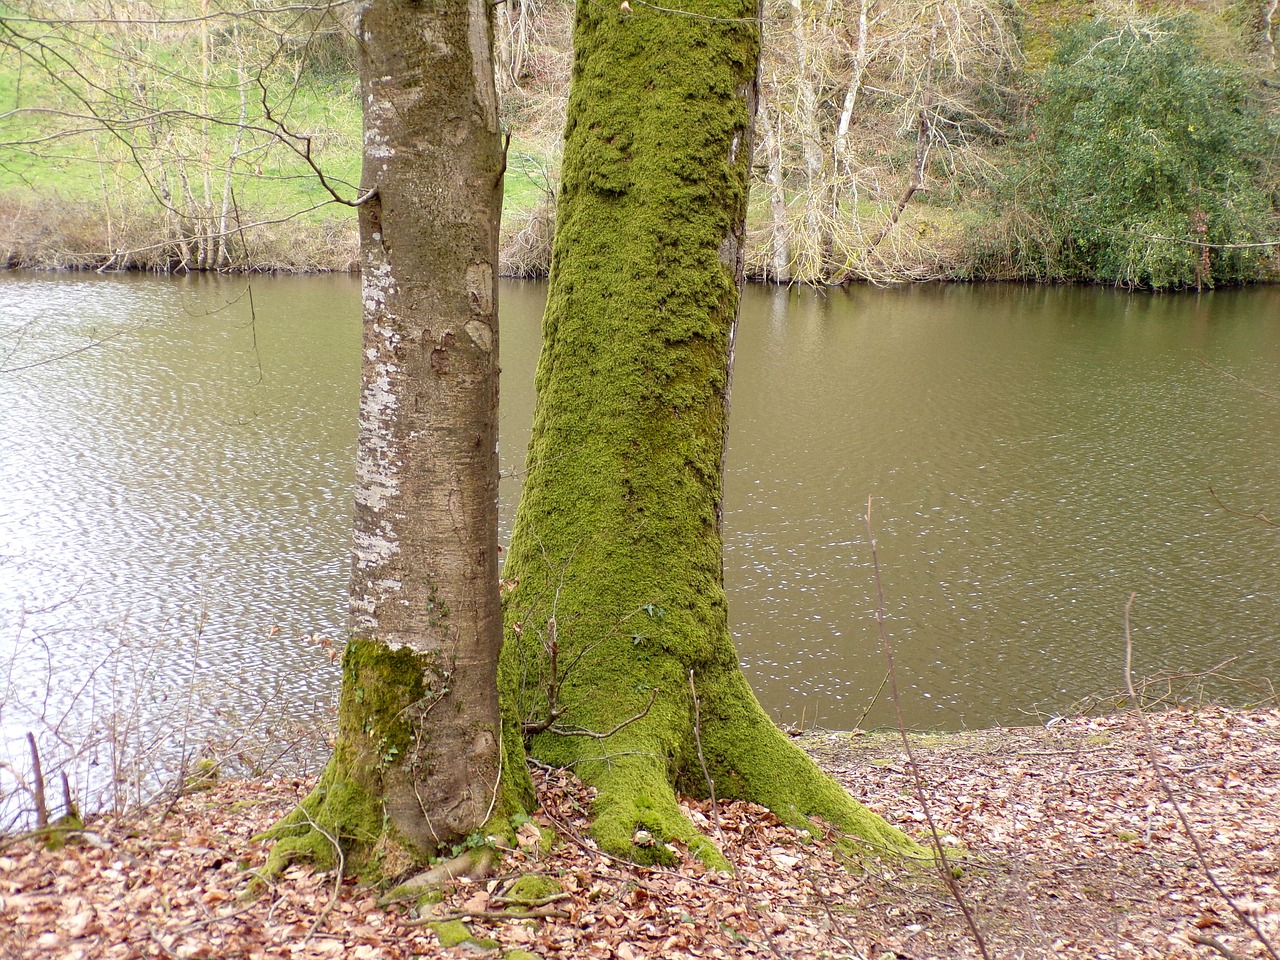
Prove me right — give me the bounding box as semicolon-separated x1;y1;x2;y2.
1;273;1277;800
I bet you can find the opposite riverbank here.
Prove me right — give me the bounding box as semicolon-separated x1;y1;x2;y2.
3;706;1277;959
4;1;1277;288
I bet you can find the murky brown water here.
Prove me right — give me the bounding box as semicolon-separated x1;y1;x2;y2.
1;274;1276;773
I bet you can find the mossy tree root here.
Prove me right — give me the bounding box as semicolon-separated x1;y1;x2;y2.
258;764;520;884
576;750;728;869
525;672;925;868
257;633;532;884
256;761;390;879
695;671;928;861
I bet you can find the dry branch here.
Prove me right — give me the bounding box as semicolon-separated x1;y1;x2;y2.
865;495;993;960
1123;593;1280;960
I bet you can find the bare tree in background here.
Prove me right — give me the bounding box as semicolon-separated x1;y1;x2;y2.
1;0;362;271
756;0;1017;283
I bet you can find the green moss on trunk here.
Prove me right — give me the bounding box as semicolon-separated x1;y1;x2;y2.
501;0;924;866
261;764;385;876
261;638;439;879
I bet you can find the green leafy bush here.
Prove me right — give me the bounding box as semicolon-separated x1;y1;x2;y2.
976;15;1278;289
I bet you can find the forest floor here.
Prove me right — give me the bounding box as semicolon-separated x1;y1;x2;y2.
1;705;1277;960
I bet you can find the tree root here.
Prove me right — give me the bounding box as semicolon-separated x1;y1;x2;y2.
401;846;500;888
546;674;928;870
403;907;570;925
254;763;387;880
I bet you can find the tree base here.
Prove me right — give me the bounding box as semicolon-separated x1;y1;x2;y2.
528;670;927;868
258;758;526;885
256;760;407;882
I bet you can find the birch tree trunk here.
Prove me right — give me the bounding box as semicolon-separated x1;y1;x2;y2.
264;0;527;879
759;77;792;282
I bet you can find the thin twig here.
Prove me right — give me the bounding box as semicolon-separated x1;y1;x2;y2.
0;822;86;853
145;925;182;959
536;789;791;959
685;673;792;960
1189;930;1250;960
1196;359;1279;403
853;669;891;730
1208;485;1277;528
403;907;569;925
546;687;659;740
687;670;722;842
253;74;375;208
1124;594;1279;960
866;495;993;960
490;891;571;908
295;808;346;945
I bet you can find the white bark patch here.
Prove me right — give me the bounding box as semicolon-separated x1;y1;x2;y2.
356;256;404;563
363;260;397;313
352;594;375;627
365;123;393;159
373;322;400;344
356;361;401;512
464;320;493;353
364;94;396;158
354;523;399;570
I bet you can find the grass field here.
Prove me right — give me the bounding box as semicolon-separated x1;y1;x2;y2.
0;4;554;271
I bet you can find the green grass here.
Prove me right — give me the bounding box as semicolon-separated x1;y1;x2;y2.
0;9;547;253
503;140;556;215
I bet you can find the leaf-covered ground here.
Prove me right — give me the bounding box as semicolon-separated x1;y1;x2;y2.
1;707;1276;960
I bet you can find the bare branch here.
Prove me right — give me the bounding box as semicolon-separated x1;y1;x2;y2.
866;495;993;960
252;73;374;207
1124;594;1280;960
687;670;722;841
1197;360;1279;403
1189;930;1251;960
547;687;659;740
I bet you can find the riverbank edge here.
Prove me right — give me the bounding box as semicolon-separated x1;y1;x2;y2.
6;248;1280;289
4;199;961;283
6;235;1278;289
5;191;1278;288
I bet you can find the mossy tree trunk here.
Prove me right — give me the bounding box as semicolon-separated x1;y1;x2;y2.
266;0;530;880
500;0;922;864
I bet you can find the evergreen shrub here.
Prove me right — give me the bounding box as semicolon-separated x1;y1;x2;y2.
975;15;1278;289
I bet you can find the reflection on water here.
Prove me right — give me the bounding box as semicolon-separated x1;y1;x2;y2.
0;273;1276;798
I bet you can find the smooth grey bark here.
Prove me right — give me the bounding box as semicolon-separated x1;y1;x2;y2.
266;0;521;876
